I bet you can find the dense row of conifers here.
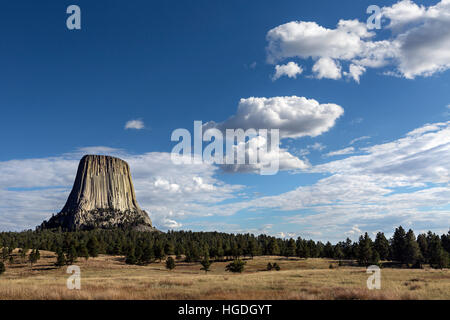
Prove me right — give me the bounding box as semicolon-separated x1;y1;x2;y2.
0;226;449;269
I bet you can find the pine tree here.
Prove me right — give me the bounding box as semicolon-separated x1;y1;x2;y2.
357;233;373;266
1;247;9;262
154;242;165;262
307;240;316;258
113;242;122;255
28;249;38;266
428;234;449;269
79;244;89;261
417;234;429;263
216;245;224;260
248;239;258;259
66;245;78;264
142;245;154;265
165;256;175;271
285;239;296;258
295;238;305;258
370;250;380;266
404;229;421;266
135;245;144;264
125;246;137;265
441;231;450;254
87;236;99;258
333;245;344;260
0;261;5;275
374;232;390;260
200;256;212;274
392;226;407;263
231;242;240;259
175;243;184;259
324;242;333;258
304;241;312;259
55;248;66;267
188;242;200;262
266;262;273;271
19;247;28;263
268;238;280;256
164;241;175;256
343;238;354;259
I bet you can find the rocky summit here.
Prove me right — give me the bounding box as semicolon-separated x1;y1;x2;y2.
40;155;156;231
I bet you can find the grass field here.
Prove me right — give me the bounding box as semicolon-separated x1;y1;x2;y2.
0;249;449;300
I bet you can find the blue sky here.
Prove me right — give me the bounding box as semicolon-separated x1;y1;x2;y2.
0;0;449;241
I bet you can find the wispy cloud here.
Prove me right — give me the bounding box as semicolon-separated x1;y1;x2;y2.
309;142;326;151
125;119;145;130
349;136;371;145
324;146;355;157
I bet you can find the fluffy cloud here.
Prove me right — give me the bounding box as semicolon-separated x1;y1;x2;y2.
125;119;145;130
385;0;450;78
273;61;303;80
220;135;309;174
266;19;373;63
344;64;366;83
203;96;342;173
205;96;344;139
312;57;342;79
266;0;450;81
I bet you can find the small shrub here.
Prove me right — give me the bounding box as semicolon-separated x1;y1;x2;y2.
55;249;66;267
266;262;273;271
225;259;246;273
0;261;5;275
166;257;175;271
273;263;280;271
200;256;212;274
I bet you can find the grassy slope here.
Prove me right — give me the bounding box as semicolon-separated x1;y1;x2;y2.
0;250;449;300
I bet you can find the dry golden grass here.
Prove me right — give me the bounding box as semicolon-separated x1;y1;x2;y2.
0;250;449;300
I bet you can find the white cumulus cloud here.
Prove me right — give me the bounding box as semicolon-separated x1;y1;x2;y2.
266;0;450;81
273;61;303;80
312;57;342;79
205;96;344;139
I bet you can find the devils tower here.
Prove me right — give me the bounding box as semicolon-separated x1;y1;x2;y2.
40;155;155;231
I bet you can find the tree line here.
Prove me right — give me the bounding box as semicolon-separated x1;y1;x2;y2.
0;226;448;270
